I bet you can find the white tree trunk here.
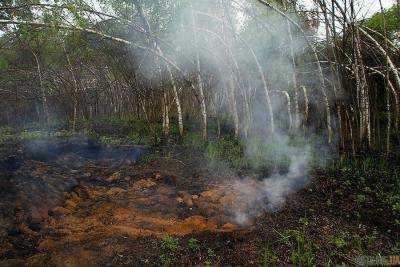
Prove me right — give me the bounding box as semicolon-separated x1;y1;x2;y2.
191;3;208;140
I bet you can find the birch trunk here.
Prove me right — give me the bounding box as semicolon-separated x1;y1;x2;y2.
359;28;400;97
227;76;240;137
283;1;300;128
191;3;208;140
63;44;79;132
133;0;184;137
32;50;49;125
301;86;309;128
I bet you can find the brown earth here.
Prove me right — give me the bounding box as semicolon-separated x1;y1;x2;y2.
0;139;397;266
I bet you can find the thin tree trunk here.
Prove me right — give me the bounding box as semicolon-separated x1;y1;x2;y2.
349;1;370;149
195;11;275;134
301;86;309;128
279;91;293;130
379;0;391;153
191;3;208;140
63;44;79;132
227;76;240;137
133;0;184;137
31;50;49;125
345;108;356;155
162;89;170;138
283;0;300;128
221;5;240;137
255;0;331;142
359;28;400;95
319;0;344;149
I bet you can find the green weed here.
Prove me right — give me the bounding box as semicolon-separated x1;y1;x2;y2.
281;218;315;266
204;248;215;267
99;135;123;146
328;234;347;249
162;235;180;251
260;246;279;266
187;238;200;252
19;130;46;140
0;126;15;145
160;235;180;266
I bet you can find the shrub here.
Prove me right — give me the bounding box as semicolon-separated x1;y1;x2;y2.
160;235;180;266
162;235;180;251
183;132;205;151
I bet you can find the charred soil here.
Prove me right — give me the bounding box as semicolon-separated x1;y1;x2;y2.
0;137;398;266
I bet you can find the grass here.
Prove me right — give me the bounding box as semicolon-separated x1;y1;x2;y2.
328;234;348;250
187;238;200;252
158;235;217;266
182;132;301;174
260;246;279;266
0;126;15;145
160;235;180;265
326;154;400;229
288;218;315;266
204;247;216;267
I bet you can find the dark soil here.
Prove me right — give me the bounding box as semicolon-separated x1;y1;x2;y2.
0;137;398;266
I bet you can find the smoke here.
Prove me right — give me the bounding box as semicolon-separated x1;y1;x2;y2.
227;134;311;225
127;0;325;225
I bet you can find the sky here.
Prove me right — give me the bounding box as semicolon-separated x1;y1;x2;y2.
301;0;396;17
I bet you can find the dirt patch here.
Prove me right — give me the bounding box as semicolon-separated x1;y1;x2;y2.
0;138;397;266
0;138;250;265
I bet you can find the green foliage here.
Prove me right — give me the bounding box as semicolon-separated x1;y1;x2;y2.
183;132;205;151
160;235;180;266
392;241;400;255
327;155;400;223
127;131;141;145
245;136;294;172
73;116;163;146
289;232;314;266
52;130;74;139
19;130;46;140
364;4;400;40
99;135;124;146
159;254;172;266
182;133;305;173
0;126;15;145
0;57;9;70
204;247;215;267
356;194;366;204
18;129;74;142
204;137;246;169
187;238;200;252
328;234;347;249
137;153;155;165
279;218;315;266
162;235;180;251
1;126;78;146
260;246;279;266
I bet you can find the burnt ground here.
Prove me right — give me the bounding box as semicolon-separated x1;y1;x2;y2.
0;136;398;266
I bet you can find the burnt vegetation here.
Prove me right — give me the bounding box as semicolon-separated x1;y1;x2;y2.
0;0;399;266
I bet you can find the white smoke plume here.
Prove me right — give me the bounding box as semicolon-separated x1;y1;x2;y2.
229;135;311;225
127;0;324;225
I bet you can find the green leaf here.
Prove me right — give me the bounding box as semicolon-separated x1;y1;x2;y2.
0;57;9;70
66;3;77;14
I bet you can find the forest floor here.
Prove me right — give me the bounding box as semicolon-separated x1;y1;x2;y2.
0;133;399;266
